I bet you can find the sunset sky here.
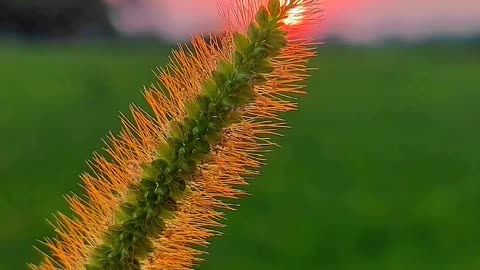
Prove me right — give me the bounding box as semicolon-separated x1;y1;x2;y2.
105;0;480;43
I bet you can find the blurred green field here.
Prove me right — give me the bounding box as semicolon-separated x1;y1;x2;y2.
1;42;479;270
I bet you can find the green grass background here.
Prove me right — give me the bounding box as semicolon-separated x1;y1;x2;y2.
1;42;479;269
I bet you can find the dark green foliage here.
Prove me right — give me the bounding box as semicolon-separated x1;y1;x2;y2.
0;0;113;38
85;3;289;269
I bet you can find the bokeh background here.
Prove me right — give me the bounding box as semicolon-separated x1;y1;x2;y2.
1;0;480;269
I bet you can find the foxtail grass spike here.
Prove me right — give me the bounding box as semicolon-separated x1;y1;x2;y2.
30;0;322;269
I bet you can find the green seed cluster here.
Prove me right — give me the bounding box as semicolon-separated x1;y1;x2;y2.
85;1;287;269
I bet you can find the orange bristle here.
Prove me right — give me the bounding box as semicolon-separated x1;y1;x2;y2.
31;0;321;269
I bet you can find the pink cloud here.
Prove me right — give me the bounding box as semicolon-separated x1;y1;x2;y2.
106;0;480;43
324;0;480;43
107;0;222;40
